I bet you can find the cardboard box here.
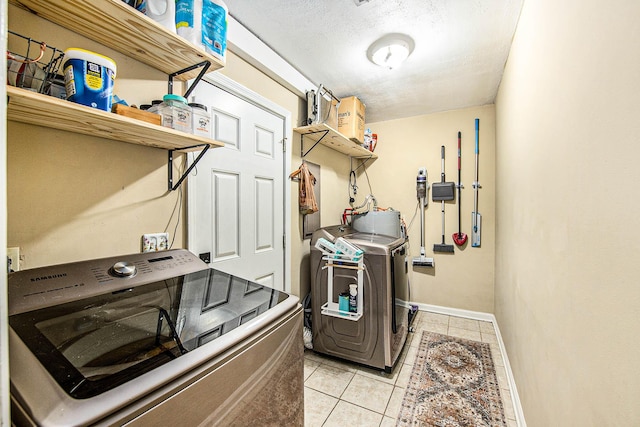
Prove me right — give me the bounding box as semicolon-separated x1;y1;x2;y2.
338;96;366;144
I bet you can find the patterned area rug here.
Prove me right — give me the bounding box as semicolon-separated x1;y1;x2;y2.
397;332;506;426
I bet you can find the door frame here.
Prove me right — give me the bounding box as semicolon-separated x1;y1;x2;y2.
186;73;292;293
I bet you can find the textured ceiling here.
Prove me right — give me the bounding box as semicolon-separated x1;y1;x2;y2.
224;0;524;123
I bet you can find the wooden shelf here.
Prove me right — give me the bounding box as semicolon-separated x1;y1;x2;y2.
9;0;224;80
294;123;377;159
7;86;224;152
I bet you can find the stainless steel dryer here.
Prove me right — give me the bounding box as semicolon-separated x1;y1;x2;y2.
8;249;303;426
310;225;410;373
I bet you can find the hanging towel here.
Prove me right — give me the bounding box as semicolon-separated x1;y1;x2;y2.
290;162;318;214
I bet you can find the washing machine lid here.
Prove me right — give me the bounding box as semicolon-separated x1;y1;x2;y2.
9;250;289;400
346;232;405;249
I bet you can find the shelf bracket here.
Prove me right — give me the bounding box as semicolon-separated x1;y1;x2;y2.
168;144;210;191
350;155;375;172
300;129;330;157
167;60;212;99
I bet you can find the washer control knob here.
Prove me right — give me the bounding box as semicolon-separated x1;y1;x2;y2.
110;261;137;278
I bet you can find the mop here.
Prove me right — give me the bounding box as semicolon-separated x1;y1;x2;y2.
432;145;455;253
472;118;482;247
412;168;434;267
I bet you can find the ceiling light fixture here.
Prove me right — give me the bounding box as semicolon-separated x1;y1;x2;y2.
367;33;415;69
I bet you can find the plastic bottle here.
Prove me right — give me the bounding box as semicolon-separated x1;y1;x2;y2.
146;0;176;33
202;0;228;63
146;99;163;114
122;0;147;13
349;284;358;313
176;0;204;49
158;94;192;133
339;292;350;314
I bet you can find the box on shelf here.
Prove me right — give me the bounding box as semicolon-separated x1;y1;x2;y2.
338;96;366;145
112;104;161;126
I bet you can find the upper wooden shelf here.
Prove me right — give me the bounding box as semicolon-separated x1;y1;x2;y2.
7;86;224;152
9;0;224;80
294;124;378;159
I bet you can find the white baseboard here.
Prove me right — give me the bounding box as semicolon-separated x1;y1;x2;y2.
415;303;527;427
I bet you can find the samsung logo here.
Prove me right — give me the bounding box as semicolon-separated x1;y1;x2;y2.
30;273;67;282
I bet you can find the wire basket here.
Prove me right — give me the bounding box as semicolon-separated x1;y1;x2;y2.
7;30;65;95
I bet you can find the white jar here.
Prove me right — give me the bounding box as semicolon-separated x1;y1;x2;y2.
189;102;211;138
158;94;192;133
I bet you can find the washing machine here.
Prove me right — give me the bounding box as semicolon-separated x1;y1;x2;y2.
8;249;303;426
310;225;410;373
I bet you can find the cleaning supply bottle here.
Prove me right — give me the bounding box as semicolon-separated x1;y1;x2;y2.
145;0;176;33
176;0;204;49
339;292;350;314
349;284;358;313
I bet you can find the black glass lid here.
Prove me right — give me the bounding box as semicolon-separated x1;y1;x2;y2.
10;268;288;399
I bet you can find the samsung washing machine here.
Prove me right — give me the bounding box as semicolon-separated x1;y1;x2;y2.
8;249;303;426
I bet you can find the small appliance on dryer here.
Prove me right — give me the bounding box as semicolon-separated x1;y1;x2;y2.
8;249;303;426
310;225;410;372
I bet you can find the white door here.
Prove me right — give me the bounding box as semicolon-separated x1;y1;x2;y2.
188;77;286;290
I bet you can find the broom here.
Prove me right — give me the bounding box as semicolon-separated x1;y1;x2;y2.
452;131;468;246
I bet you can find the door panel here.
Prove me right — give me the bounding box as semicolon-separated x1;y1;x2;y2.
214;109;240;148
188;80;285;290
212;171;239;260
255;126;275;158
255;177;274;252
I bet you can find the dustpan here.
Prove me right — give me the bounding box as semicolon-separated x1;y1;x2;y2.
432;145;455;253
432;146;455;201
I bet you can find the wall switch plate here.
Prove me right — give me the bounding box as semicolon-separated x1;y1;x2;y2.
141;233;169;253
7;247;20;272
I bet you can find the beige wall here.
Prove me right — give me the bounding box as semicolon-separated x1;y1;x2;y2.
6;5;352;300
290;145;352;299
495;0;640;425
367;105;495;313
8;5;178;267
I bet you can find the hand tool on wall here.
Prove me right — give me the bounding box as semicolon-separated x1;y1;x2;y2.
432;145;455;253
472;118;482;247
452;131;468;246
412;168;435;267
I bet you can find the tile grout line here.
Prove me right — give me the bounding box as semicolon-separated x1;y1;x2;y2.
415;305;527;427
306;309;525;426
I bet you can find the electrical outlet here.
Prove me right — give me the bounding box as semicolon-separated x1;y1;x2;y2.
7;247;20;272
141;233;169;253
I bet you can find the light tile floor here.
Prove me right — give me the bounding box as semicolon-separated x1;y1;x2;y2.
304;310;519;427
